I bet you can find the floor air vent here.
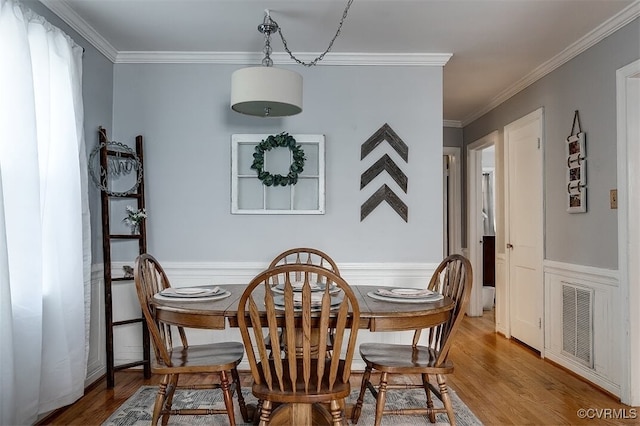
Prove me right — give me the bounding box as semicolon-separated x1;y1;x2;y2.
562;282;594;368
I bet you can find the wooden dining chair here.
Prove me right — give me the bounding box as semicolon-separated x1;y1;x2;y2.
237;264;360;426
352;254;473;426
134;254;249;426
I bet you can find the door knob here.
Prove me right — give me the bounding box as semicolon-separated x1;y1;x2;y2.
506;243;514;249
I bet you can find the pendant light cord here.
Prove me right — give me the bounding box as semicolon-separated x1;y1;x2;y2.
272;0;355;67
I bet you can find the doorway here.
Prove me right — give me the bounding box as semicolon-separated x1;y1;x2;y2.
443;147;462;257
467;132;498;317
616;59;640;405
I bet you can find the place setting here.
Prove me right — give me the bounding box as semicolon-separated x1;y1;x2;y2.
271;280;342;295
153;285;231;302
366;287;444;304
272;291;344;311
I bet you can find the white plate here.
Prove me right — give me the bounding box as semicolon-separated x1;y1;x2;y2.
367;291;444;304
172;286;220;296
175;288;211;295
154;289;231;302
272;294;343;310
391;288;426;295
159;286;220;298
375;287;437;299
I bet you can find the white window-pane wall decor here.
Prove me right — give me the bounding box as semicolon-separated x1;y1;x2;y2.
231;134;325;214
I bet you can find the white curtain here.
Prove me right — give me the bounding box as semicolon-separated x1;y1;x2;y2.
482;172;495;236
0;0;91;424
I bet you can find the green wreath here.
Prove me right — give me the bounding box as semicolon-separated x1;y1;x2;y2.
251;133;305;186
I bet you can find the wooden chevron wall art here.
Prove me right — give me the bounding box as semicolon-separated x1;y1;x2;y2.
361;123;408;162
361;184;408;222
360;123;409;222
360;154;408;192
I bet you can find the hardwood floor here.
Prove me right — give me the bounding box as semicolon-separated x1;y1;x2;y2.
39;310;637;425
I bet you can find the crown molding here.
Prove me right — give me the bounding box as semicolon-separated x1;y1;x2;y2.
38;0;450;67
39;0;117;62
443;120;462;128
114;51;452;66
461;1;640;127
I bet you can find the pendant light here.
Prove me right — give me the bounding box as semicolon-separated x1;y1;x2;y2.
231;11;302;117
230;1;354;118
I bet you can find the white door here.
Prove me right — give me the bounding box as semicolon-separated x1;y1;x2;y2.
505;108;544;352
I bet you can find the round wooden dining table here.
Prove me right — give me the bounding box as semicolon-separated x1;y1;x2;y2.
151;284;454;425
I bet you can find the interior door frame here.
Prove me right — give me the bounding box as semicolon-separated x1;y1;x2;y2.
504;107;544;351
444;147;462;257
466;132;498;317
616;59;640;405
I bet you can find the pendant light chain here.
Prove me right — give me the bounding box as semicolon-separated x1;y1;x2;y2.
262;29;273;66
272;0;354;67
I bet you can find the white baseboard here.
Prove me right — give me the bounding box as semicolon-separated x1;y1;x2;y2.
545;351;620;396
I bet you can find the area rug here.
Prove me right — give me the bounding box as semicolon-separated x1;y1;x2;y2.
103;385;483;425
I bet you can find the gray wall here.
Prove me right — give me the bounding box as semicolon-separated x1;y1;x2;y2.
444;126;463;148
26;1;114;261
112;64;444;263
464;18;639;269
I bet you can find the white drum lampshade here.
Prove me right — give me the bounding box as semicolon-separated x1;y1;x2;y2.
231;66;303;117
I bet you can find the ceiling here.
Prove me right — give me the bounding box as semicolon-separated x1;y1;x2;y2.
41;0;638;125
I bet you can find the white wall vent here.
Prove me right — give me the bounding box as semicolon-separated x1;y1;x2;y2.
561;282;594;368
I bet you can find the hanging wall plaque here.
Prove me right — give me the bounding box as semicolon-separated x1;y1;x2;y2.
566;110;586;213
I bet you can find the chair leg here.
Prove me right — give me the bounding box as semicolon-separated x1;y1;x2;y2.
152;375;170;426
351;364;372;423
219;370;236;426
231;367;250;422
330;399;345;426
374;371;389;426
422;373;436;423
166;375;179;404
258;400;272;426
256;399;264;423
161;374;179;426
436;373;456;426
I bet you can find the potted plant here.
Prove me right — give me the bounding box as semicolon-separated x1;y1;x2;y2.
123;205;146;234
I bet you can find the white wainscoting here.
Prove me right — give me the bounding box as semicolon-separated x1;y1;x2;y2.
544;260;621;396
86;267;106;387
86;261;439;379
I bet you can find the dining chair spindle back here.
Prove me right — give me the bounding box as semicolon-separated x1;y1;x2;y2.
268;247;340;272
268;247;340;284
267;248;341;356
